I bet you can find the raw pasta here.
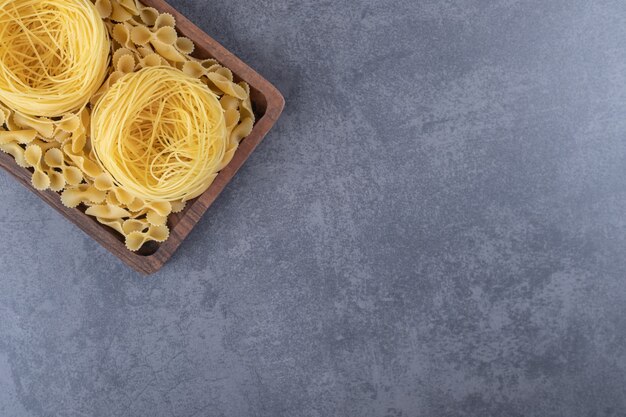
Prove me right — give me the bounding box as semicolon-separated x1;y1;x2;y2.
91;67;227;202
0;0;256;252
0;0;109;117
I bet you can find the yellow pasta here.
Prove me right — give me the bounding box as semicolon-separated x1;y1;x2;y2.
12;114;54;139
123;218;148;235
137;6;159;26
85;203;131;219
113;187;136;206
24;145;50;190
44;148;84;187
0;0;110;117
97;217;126;235
0;0;257;252
125;224;169;251
91;66;228;203
60;184;107;208
94;172;115;191
0;142;28;168
146;210;167;226
0;129;36;145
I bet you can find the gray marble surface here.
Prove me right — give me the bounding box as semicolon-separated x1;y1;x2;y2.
1;0;626;416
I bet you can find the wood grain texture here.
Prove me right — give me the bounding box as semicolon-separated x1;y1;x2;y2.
0;0;284;275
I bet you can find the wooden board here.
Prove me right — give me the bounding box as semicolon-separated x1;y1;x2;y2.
0;0;285;275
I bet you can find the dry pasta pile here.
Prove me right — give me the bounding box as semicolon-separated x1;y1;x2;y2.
0;0;255;251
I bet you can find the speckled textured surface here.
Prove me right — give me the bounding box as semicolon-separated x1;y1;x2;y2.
1;0;626;416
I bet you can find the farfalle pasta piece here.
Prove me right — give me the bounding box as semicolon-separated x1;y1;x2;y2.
201;58;219;69
63;144;103;179
43;148;64;168
112;23;138;51
79;107;91;132
144;201;172;217
154;13;175;29
5;113;22;132
57;114;81;134
71;131;87;154
0;142;28;168
146;209;167;226
141;28;186;62
59;108;91;152
110;0;135;22
138;7;159;26
175;37;194;55
44;148;83;187
44;150;72;190
85;203;131;219
127;196;146;212
117;0;139;15
113;187;137;206
46;170;65;192
106;190;120;206
124;199;172;221
112;48;133;68
0;129;37;145
238;82;255;123
139;53;166;68
224;108;241;132
154;26;177;45
12;114;55;139
125;224;169;251
150;39;185;62
214;66;233;80
31;139;61;154
123;218;148;234
231;118;254;144
130;25;152;45
219;95;240;111
95;0;112;18
0;102;11;126
206;73;247;100
136;46;155;57
128;208;149;219
170;200;186;214
52;130;72;144
97;217;125;235
116;54;137;73
60;185;107;208
181;61;205;79
182;62;249;100
24;145;50;190
94;172;115;191
145;201;172;226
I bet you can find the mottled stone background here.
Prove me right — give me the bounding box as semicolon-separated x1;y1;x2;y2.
1;0;626;416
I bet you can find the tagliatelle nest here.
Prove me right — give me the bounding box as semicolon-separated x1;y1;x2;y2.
91;67;228;203
0;0;256;252
0;0;110;117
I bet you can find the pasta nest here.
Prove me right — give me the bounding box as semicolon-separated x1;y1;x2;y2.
91;66;228;203
0;0;109;117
